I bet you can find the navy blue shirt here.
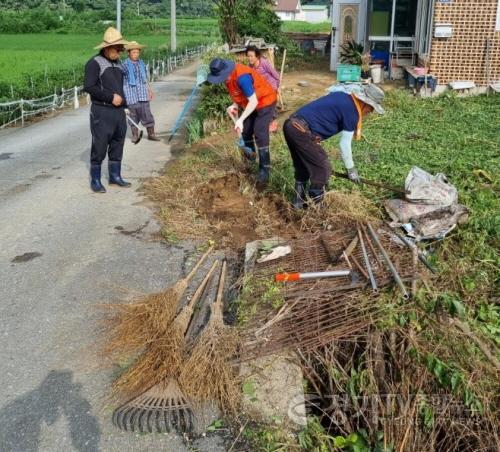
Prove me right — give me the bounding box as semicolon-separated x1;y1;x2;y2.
295;92;359;140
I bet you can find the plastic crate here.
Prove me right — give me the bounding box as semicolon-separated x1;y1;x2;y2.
337;64;361;82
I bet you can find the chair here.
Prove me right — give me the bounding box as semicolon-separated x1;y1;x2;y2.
390;37;415;80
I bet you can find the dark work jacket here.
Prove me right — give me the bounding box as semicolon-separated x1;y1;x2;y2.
84;53;126;107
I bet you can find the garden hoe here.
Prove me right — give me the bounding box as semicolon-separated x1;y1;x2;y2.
332;171;410;195
125;114;144;145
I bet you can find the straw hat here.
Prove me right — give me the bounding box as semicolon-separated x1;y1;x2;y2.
126;41;146;51
94;27;129;50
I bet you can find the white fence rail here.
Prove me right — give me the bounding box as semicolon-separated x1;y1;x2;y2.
0;43;215;129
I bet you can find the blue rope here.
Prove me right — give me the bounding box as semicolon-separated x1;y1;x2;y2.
168;82;199;143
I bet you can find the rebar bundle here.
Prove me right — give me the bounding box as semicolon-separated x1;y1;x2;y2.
241;225;421;360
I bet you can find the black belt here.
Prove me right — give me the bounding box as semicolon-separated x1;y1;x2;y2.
92;101;125;108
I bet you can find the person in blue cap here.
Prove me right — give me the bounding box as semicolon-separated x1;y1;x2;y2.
206;58;277;185
283;84;385;208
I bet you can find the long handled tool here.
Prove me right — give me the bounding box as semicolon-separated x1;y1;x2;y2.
180;261;240;413
276;269;351;282
112;260;219;433
277;49;287;111
227;111;256;160
103;246;213;361
125;114;144;145
333;171;410;195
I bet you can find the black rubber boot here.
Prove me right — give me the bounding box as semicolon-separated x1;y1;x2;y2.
90;164;106;193
292;181;307;209
147;126;161;141
308;185;325;205
257;147;271;185
108;161;131;187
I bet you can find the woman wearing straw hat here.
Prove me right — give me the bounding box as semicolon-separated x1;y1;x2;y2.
283;85;385;208
123;41;160;143
84;27;131;193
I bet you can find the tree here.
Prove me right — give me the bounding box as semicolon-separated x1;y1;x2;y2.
213;0;237;44
213;0;280;45
236;0;281;44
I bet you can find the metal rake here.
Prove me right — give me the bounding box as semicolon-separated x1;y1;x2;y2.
112;378;194;433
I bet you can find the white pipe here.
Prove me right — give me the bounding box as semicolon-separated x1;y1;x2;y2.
298;270;351;279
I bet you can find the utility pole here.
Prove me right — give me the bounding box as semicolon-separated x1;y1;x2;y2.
171;0;177;52
117;0;122;32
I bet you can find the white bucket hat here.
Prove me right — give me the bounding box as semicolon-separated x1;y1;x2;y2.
352;84;385;114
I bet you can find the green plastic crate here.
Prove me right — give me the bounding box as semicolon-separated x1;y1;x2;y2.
337;64;361;82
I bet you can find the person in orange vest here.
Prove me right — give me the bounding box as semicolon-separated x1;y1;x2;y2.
207;58;277;185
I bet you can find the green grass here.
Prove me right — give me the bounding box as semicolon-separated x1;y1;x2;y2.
269;90;499;310
0;18;219;100
281;21;331;33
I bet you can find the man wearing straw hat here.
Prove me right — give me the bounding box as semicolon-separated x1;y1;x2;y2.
84;27;131;193
283;85;385;208
123;41;160;143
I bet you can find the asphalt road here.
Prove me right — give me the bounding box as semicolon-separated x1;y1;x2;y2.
0;63;226;452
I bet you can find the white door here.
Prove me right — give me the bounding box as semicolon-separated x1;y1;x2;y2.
331;1;367;70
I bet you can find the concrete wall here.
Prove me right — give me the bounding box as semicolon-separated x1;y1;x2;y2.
430;0;500;85
276;10;307;21
304;9;330;23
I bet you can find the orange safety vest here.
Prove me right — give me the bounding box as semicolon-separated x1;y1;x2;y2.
225;64;277;110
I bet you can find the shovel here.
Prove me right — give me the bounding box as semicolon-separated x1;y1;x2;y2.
125;114;144;145
227;111;256;161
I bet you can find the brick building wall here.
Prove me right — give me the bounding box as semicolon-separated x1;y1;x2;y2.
430;0;500;85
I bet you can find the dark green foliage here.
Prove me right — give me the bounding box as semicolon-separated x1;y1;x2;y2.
236;0;282;45
340;40;364;65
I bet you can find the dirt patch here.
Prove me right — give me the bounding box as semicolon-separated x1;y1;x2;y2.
197;173;265;247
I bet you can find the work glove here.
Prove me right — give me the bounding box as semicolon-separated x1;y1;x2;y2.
347;167;361;184
234;118;244;134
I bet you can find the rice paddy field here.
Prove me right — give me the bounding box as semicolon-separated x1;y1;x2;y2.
0;18;219;101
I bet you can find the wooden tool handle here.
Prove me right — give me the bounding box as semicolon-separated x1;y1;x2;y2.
179;260;219;335
185;245;214;283
187;260;218;311
214;261;226;310
211;260;227;325
333;171;410;195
